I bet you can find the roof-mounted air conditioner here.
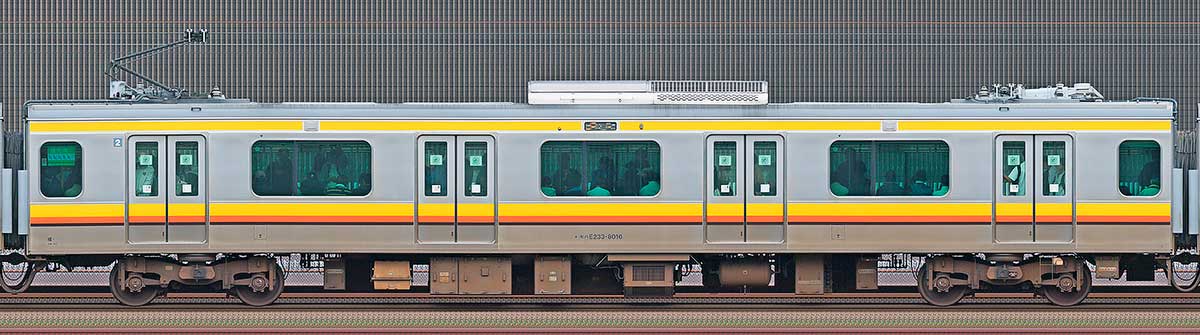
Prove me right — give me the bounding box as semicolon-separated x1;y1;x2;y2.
528;80;768;105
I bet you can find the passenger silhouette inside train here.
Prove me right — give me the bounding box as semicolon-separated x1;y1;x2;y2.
1044;158;1066;196
834;148;870;195
561;170;585;196
1003;156;1025;196
639;170;660;196
299;171;324;196
135;164;157;196
425;154;447;195
265;148;294;196
177;171;198;196
541;176;556;196
587;174;612;196
830;171;849;196
42;166;81;197
1138;161;1161;196
876;170;905;196
909;170;932;196
932;174;950;196
350;173;372;196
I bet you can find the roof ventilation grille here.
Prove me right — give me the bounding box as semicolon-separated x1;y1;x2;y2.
528;80;768;105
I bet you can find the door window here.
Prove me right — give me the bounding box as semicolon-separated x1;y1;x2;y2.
752;141;777;196
134;142;159;197
463;142;488;196
175;141;199;196
425;142;448;196
1042;141;1067;196
1002;141;1026;196
713;141;737;196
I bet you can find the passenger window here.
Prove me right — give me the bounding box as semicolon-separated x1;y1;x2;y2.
540;141;660;197
752;141;776;196
713;141;737;196
134;142;159;197
175;141;199;196
1001;141;1026;196
251;141;372;196
830;140;949;197
464;142;488;196
39;142;83;198
1119;140;1161;196
1042;141;1067;196
424;142;448;196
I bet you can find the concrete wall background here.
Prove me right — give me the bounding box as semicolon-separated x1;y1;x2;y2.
2;1;1198;165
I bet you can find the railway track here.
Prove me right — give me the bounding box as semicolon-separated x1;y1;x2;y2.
1;292;1199;308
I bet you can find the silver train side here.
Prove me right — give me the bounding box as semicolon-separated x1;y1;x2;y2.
1;96;1190;306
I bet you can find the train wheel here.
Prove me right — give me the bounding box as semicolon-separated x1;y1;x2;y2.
1040;264;1092;306
916;264;967;306
232;263;284;306
109;265;161;306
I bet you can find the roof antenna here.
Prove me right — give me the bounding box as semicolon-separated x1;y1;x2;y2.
106;29;208;101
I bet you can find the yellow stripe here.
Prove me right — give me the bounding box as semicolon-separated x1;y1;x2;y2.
211;203;413;216
746;203;784;216
1035;203;1073;216
500;203;701;217
630;120;880;131
29;203;123;218
996;203;1033;216
705;203;744;217
900;120;1170;131
789;203;992;216
29;121;303;133
458;203;495;217
322;121;582;131
417;203;455;217
168;203;206;216
128;203;166;217
1076;202;1169;216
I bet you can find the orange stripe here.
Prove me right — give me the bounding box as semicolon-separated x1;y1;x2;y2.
1035;215;1073;223
1078;215;1171;223
457;216;495;223
31;216;124;224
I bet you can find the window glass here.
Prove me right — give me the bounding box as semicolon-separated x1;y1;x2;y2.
753;141;777;196
1042;141;1067;196
1001;141;1026;196
134;142;159;197
39;142;82;198
540;141;660;197
251;141;372;196
464;142;488;196
175;141;199;196
829;140;949;197
1119;140;1161;196
424;142;448;196
713;141;737;196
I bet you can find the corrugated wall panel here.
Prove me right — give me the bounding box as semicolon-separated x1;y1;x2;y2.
1;0;1198;166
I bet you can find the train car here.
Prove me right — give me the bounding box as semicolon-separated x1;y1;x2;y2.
1;81;1187;306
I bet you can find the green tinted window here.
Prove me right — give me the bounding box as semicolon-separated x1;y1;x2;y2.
830;140;949;197
1001;141;1026;196
39;142;82;198
134;142;159;197
713;141;737;196
1119;140;1161;196
175;141;199;196
753;141;777;196
251;141;372;196
540;141;660;197
424;142;448;196
464;142;488;196
1042;141;1067;196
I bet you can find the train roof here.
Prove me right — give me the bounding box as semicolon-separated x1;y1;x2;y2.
25;100;1174;121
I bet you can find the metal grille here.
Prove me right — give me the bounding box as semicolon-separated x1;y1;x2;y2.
631;265;665;282
2;1;1199;168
